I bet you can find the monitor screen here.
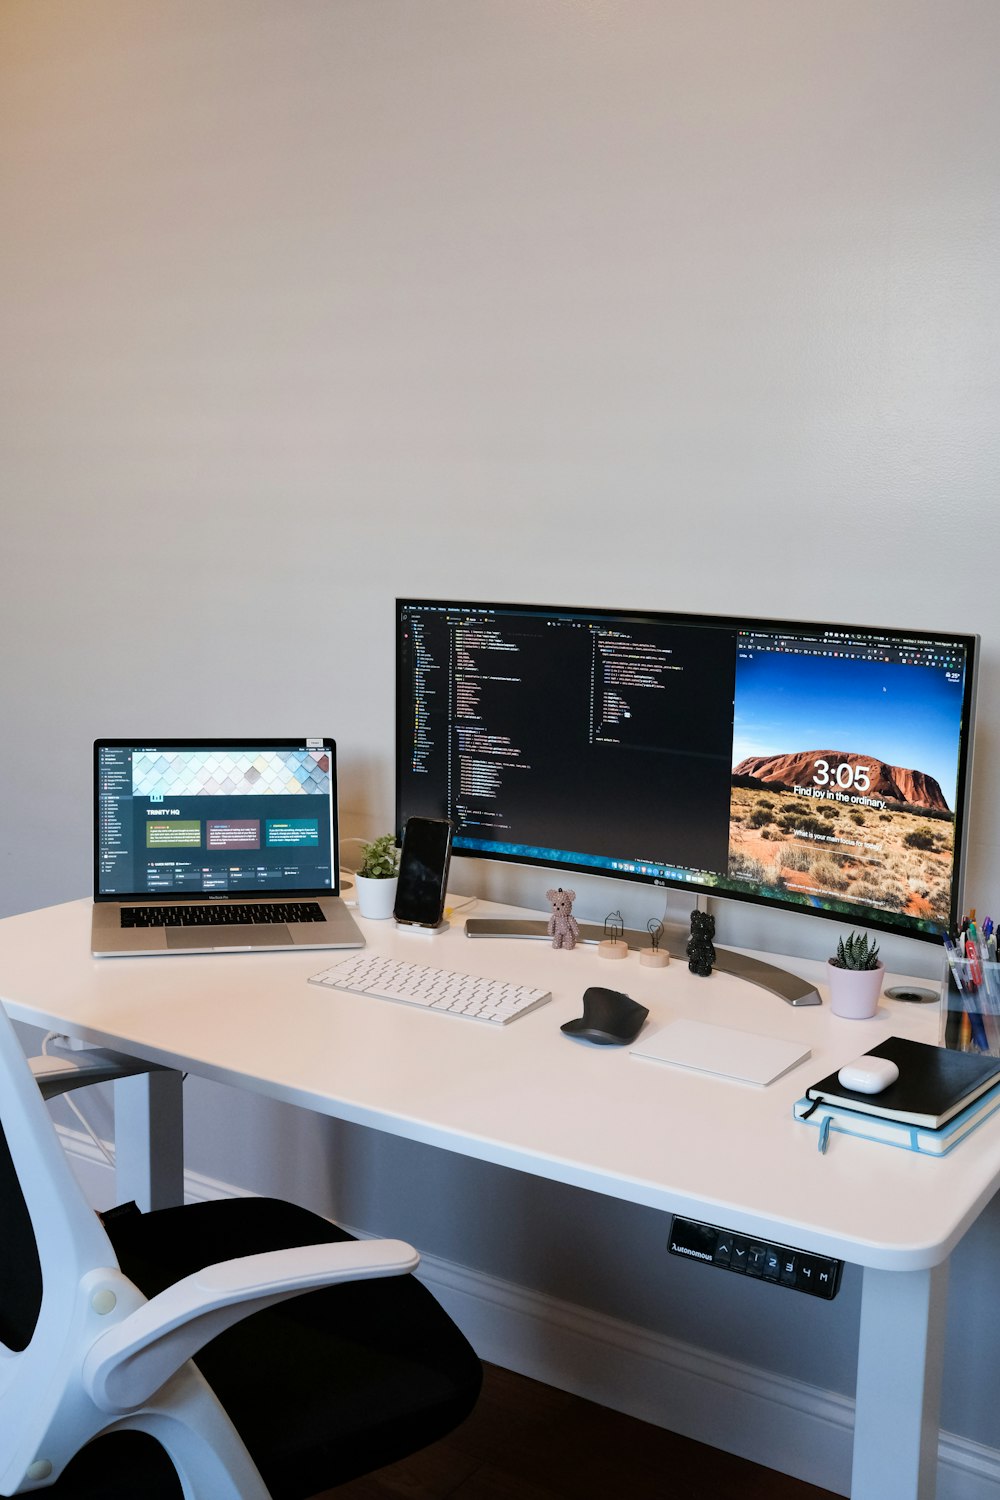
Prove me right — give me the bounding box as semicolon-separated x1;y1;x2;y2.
395;601;978;944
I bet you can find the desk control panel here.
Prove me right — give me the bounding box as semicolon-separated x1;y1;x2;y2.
668;1217;842;1299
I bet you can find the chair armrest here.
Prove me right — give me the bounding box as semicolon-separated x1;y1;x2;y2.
83;1237;420;1412
29;1048;166;1101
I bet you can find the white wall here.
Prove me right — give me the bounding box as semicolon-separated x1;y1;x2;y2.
3;0;999;1462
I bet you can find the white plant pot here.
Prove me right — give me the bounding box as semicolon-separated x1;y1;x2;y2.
826;959;885;1019
354;874;398;920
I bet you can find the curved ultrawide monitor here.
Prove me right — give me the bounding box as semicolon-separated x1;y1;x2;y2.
395;600;978;944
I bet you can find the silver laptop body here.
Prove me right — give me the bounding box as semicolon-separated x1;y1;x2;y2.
92;738;364;957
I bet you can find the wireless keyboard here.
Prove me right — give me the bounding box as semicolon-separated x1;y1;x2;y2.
308;953;552;1025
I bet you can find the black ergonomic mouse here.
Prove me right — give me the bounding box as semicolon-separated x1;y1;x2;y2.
560;986;649;1046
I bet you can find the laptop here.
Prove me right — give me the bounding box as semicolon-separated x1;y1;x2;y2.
92;738;365;957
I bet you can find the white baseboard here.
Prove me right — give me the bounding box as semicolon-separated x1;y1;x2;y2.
59;1126;1000;1500
418;1246;856;1493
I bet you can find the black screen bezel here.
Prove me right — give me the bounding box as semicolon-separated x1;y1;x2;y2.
395;599;979;945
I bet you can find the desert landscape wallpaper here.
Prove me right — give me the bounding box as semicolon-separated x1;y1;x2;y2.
728;749;955;926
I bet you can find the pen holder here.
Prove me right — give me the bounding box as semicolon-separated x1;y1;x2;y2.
940;958;1000;1056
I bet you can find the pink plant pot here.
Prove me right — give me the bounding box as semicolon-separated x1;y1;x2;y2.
826;959;884;1019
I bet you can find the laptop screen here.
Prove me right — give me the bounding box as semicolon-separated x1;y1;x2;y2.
94;739;340;901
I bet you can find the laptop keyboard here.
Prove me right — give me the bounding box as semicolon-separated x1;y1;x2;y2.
120;902;327;928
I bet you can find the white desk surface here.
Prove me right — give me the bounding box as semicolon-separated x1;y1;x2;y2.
1;897;996;1273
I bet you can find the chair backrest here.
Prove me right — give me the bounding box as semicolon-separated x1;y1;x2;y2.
0;1005;117;1328
0;1004;277;1499
0;1004;127;1490
0;1123;42;1351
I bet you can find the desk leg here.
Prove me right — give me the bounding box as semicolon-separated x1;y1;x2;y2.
852;1260;948;1500
114;1070;184;1211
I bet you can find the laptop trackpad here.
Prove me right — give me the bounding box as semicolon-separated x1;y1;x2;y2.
165;926;292;949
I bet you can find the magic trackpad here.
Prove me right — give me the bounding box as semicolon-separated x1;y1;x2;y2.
165;926;292;949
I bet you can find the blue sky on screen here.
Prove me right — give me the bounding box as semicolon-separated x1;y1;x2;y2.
731;653;963;797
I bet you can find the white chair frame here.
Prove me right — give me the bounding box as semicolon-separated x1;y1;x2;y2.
0;1011;418;1498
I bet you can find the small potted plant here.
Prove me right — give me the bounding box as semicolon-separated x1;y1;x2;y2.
826;931;884;1019
354;834;399;920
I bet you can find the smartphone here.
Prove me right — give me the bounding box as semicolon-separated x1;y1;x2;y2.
393;817;454;927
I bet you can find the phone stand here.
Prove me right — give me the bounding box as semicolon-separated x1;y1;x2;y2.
394;918;451;937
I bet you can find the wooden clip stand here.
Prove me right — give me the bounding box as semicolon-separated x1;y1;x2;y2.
640;919;669;967
599;910;628;960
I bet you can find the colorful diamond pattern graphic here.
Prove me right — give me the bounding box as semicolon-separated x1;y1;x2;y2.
132;749;330;798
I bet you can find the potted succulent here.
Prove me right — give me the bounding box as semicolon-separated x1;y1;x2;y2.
354;834;399;920
826;931;884;1019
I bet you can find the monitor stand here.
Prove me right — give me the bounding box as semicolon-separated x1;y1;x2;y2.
463;918;821;1007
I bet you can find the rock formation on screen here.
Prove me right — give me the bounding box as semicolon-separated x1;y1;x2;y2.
731;751;950;814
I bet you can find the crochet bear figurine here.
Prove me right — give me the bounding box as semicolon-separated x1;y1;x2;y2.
547;887;580;950
686;909;716;977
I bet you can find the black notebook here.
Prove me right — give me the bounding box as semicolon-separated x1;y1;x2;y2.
806;1037;1000;1130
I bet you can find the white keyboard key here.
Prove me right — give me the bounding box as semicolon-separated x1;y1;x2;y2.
309;953;551;1025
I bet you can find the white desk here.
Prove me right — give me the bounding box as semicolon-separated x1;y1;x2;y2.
2;897;995;1500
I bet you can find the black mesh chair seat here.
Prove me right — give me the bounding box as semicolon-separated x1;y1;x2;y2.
102;1196;482;1499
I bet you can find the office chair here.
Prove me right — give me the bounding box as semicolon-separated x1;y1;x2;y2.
0;1004;482;1498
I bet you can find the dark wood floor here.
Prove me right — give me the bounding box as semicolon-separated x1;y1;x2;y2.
321;1363;842;1500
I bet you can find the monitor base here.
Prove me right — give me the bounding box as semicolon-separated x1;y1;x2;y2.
463;917;822;1007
